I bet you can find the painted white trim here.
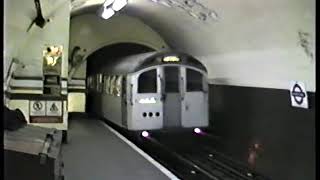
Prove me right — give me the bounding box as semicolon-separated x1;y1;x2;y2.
61;81;68;88
100;121;180;180
68;86;86;89
9;90;43;94
70;79;86;85
10;79;43;87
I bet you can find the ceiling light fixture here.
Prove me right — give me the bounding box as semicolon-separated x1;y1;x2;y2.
112;0;128;11
101;7;115;20
103;0;115;7
99;0;128;20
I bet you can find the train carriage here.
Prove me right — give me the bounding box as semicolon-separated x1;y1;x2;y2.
87;51;209;131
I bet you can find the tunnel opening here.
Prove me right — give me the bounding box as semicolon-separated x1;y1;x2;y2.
85;42;156;115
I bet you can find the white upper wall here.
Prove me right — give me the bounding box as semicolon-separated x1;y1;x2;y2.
4;0;71;78
128;0;315;91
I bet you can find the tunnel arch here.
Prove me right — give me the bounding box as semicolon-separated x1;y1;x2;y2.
69;13;171;80
86;42;157;76
69;39;166;79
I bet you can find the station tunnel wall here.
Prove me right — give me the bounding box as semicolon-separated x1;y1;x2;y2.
209;85;315;180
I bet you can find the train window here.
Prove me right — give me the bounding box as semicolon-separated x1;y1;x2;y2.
164;66;179;93
87;77;91;89
97;74;103;92
89;77;91;88
90;77;93;89
100;74;105;92
93;76;96;90
186;69;203;92
96;74;99;91
116;76;122;96
94;76;97;90
110;76;117;96
90;76;93;89
138;69;157;93
105;76;111;94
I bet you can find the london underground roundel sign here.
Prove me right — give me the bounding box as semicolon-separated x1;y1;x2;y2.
290;81;308;109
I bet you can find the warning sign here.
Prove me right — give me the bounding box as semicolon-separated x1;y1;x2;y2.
46;101;62;116
30;101;46;116
290;81;308;109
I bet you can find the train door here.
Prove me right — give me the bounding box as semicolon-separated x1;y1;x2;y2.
181;68;208;127
162;66;182;128
129;68;163;130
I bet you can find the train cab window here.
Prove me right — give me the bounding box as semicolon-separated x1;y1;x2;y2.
87;77;91;89
138;69;157;93
186;69;203;92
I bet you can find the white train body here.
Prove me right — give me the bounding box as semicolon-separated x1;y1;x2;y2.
87;51;209;131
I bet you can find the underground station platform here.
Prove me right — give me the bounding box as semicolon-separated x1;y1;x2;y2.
4;114;176;180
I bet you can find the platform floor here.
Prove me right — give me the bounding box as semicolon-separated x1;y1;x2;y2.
62;116;170;180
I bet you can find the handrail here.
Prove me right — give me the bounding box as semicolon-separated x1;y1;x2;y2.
4;58;26;90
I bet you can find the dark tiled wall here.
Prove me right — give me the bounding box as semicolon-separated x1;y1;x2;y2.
209;85;315;180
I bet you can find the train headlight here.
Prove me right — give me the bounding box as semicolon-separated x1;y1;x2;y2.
141;131;149;138
194;128;201;134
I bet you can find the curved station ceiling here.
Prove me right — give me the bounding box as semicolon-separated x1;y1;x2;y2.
4;0;315;91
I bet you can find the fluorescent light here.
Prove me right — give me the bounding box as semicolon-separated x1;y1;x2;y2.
101;7;115;19
112;0;128;11
163;56;180;62
103;0;115;7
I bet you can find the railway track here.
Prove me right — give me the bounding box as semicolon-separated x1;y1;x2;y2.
103;120;271;180
145;135;270;180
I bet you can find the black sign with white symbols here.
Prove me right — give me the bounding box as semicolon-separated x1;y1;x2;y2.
290;81;308;109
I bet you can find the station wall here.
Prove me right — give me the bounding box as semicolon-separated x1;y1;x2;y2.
4;0;71;79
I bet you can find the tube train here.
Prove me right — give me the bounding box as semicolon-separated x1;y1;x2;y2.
87;51;209;132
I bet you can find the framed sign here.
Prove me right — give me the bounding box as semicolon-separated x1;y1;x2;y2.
30;100;46;116
46;101;63;116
